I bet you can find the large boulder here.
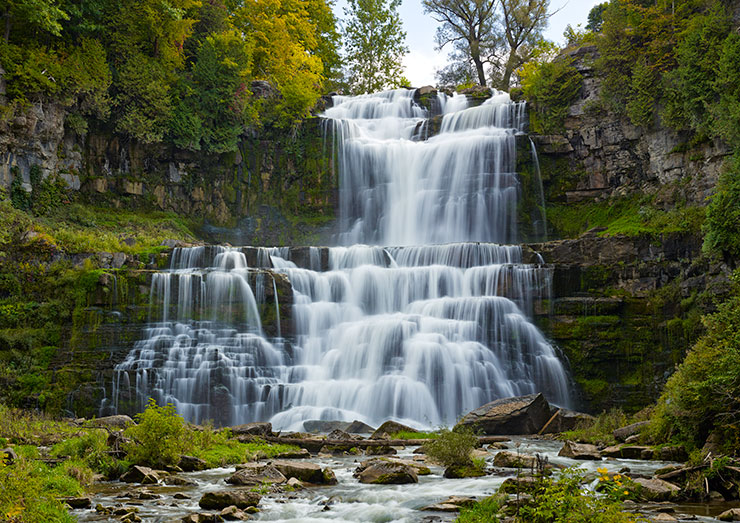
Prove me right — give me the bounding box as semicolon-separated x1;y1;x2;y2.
718;508;740;521
456;394;552;435
178;455;208;472
443;464;487;478
558;441;601;460
120;466;160;484
271;460;337;485
613;421;649;442
370;421;417;439
540;409;596;434
229;422;272;437
199;490;260;510
492;451;537;469
356;457;430;476
227;463;286;486
303;420;350;433
633;478;681;501
355;460;418;484
345;420;375;434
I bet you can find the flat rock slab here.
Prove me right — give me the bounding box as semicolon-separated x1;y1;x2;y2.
456;393;552;435
271;460;337;485
558;440;601;460
356;457;431;476
356;460;418;484
199;490;261;510
227;463;286;486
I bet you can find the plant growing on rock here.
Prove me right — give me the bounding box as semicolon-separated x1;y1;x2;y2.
123;398;190;468
424;426;483;473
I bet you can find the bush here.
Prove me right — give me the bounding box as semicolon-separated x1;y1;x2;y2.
456;495;505;523
703;154;740;260
520;57;582;134
123;399;190;468
424;426;477;467
51;430;122;478
560;408;628;446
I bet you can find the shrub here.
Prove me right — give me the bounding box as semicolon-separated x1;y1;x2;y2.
123;399;190;468
456;495;505;523
424;426;477;467
520;56;582;134
704;154;740;260
560;408;627;446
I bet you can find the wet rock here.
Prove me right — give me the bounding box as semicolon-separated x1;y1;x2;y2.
199;490;261;510
164;475;198;487
421;496;476;512
356;459;418;484
365;445;397;456
302;420;350;433
370;421;417;439
326;429;354;440
655;446;688;462
137;491;161;500
174;493;191;500
271;460;337;485
178;455;208;472
120;466;160;484
220;505;250;521
181;514;224;523
653;514;677;522
345;420;375;434
488;442;508;450
443;464;486;478
540;409;595;434
633;478;681;501
499;475;539;494
0;447;18;465
273;448;311;459
558;441;601;460
356;457;431;476
287;477;303;490
492;451;537;469
227;463;286;486
91;415;135;429
230;422;272;437
613;421;649;442
718;508;740;521
621;446;652;459
61;497;92;508
456;393;552;435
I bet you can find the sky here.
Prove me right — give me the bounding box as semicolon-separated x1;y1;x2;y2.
333;0;604;86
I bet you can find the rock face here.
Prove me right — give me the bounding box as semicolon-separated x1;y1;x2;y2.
355;460;419;484
199;490;261;510
557;441;601;460
456;394;552;435
271;460;337;485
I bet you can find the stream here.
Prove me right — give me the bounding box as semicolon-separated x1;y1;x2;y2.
73;437;734;522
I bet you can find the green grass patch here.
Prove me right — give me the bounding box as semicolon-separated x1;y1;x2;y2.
390;430;438;440
559;408;632;446
456;495;505;523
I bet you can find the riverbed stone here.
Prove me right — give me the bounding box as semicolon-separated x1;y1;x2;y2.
443;464;487;478
365;445;397;456
540;409;595;433
199;490;261;510
230;422;272;437
220;505;250;521
718;508;740;521
633;478;681;501
356;459;418;484
456;393;552;435
558;440;601;460
370;421;417;438
273;448;311;459
357;457;431;476
120;466;160;484
271;460;337;485
499;475;539;494
345;420;375;433
227;463;286;486
302;420;350;433
652;513;678;522
492;451;537;469
61;496;92;508
178;455;208;472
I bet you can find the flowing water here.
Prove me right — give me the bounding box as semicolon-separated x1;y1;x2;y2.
104;88;571;431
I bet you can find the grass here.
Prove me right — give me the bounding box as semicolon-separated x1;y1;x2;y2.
391;430;438;440
0;404;87;446
193;439;302;468
456;495;505;523
559;408;629;446
547;196;705;239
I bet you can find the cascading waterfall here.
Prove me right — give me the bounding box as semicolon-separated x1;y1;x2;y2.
104;88;571;430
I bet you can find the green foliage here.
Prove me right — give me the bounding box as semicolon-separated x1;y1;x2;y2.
342;0;409;93
455;495;505;523
586;3;608;32
123;399;189;468
423;426;477;467
514;468;646;523
559;408;626;446
520;56;582;134
626;59;656;127
712;32;740;149
703;154;740;259
51;430;123;478
650;271;740;453
390;430;437;440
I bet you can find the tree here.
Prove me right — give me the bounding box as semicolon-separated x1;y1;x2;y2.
497;0;550;89
586;2;608;32
422;0;498;87
2;0;68;43
342;0;409;94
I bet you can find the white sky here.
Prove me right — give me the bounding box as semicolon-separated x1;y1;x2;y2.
333;0;604;86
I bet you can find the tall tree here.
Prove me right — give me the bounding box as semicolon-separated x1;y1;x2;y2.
342;0;409;94
498;0;550;88
422;0;497;87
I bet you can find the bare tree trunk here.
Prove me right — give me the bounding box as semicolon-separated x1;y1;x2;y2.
470;40;487;86
4;11;11;44
500;48;518;89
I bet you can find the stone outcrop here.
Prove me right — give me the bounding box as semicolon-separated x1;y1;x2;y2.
456;393;552;435
557;441;601;460
198;490;261;510
270;460;337;485
227;463;286;486
354;459;419;484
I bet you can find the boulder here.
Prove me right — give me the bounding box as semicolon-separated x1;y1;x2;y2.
287;477;303;490
181;513;224;522
558;441;601;460
633;478;681;501
456;394;552;435
229;422;272;437
227;463;286;486
655;446;688;462
271;460;337;485
120;466;160;484
356;460;418;484
61;497;92;509
199;490;260;510
326;429;354;440
273;448;311;459
356;457;430;476
370;421;417;439
718;508;740;521
345;420;375;434
613;421;649;442
91;415;135;429
302;420;350;433
621;446;652;460
492;451;537;469
220;506;250;521
421;496;477;512
540;409;596;434
365;445;397;456
653;514;678;522
178;455;208;472
164;475;197;487
443;464;487;478
499;475;539;494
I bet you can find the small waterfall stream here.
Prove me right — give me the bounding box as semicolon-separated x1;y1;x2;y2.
104;88;571;430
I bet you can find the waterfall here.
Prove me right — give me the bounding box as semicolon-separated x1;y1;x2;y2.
104;88;571;430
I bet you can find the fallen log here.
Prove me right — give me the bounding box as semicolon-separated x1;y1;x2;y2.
237;434;510;451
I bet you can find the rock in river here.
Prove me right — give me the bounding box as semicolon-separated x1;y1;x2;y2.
199;490;261;510
558;440;601;460
456;393;552;435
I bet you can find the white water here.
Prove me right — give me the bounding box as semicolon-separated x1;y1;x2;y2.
105;88;571;430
